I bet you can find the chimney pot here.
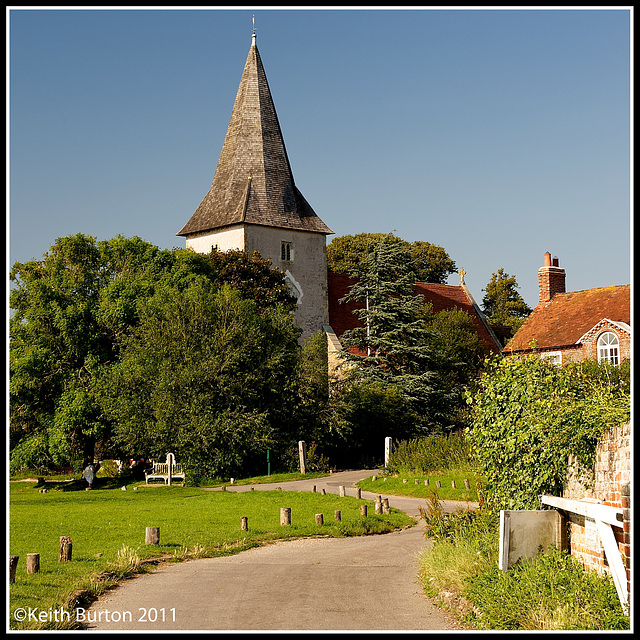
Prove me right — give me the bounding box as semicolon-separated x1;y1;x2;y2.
544;252;552;267
552;256;559;267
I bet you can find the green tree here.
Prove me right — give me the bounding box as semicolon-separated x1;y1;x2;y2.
10;234;297;472
98;282;301;480
327;232;456;283
338;234;459;433
481;268;532;334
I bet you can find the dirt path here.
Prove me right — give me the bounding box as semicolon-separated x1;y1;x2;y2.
84;470;473;631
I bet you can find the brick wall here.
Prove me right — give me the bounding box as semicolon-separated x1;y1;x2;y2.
562;423;631;606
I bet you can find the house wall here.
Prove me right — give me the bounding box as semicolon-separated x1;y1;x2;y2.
562;423;631;606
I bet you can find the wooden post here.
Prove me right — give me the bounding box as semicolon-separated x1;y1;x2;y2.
424;479;429;486
451;480;456;489
280;507;291;526
10;555;19;583
315;513;324;526
145;527;160;545
382;498;390;514
339;485;345;497
360;504;368;517
435;480;441;489
241;517;248;531
298;440;307;475
312;485;316;493
464;478;470;490
375;498;382;515
58;536;72;562
355;487;361;499
334;510;341;521
26;553;40;574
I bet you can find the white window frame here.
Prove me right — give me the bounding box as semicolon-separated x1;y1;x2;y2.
540;351;562;365
597;331;620;365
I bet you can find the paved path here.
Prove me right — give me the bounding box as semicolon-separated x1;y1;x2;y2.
84;470;475;631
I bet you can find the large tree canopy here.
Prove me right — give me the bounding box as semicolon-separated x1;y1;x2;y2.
98;281;301;480
327;232;457;284
9;233;297;473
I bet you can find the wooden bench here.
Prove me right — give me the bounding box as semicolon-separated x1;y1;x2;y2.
145;454;185;485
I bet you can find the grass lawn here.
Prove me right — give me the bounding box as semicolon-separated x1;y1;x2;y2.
356;471;479;503
8;477;413;630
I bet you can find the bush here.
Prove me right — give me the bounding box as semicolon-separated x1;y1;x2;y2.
386;432;474;475
465;357;630;509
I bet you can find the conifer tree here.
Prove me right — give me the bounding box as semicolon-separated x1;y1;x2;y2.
338;235;458;431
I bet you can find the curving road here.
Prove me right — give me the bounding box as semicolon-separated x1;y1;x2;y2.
84;470;474;631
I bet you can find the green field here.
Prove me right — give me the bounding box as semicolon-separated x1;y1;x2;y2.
357;472;479;503
9;478;414;630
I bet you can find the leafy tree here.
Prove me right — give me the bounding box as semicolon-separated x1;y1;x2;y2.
481;268;532;334
98;282;301;480
338;234;459;433
9;233;297;472
424;306;487;386
327;232;457;283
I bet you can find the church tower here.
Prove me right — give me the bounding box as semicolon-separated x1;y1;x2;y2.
177;31;333;339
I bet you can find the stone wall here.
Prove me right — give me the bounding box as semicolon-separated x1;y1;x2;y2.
562;422;631;606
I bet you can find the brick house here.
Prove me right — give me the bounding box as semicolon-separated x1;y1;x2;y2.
504;253;631;365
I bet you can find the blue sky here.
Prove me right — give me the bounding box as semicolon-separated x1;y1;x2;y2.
8;7;632;309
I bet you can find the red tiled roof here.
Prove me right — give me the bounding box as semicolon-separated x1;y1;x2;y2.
327;271;502;354
505;285;631;352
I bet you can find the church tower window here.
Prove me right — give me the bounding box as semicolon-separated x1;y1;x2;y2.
281;241;293;262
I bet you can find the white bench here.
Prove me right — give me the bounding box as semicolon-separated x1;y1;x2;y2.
145;453;185;485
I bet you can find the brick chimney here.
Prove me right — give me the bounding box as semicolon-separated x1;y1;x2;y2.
538;252;566;305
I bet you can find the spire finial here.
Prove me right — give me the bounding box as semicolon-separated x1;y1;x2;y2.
252;15;256;45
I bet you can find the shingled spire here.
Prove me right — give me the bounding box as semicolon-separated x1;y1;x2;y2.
177;33;332;238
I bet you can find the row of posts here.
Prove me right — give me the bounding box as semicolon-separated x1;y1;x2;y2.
9;536;72;582
11;486;391;581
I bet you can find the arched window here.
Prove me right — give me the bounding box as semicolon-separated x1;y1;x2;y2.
597;332;619;365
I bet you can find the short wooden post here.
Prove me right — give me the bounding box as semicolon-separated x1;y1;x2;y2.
424;479;429;486
403;479;407;484
375;498;382;514
415;479;419;484
382;498;390;514
321;488;326;495
355;487;361;499
339;485;345;497
435;480;441;489
372;475;377;482
58;536;72;562
241;517;248;531
26;553;40;574
145;527;160;545
10;555;19;583
334;510;341;521
451;480;456;489
315;513;324;526
280;507;291;526
360;504;368;517
464;478;470;490
312;485;316;493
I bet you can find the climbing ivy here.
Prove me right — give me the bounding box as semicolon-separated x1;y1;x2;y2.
465;356;630;510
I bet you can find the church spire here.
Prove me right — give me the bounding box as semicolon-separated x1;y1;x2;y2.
177;29;332;238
